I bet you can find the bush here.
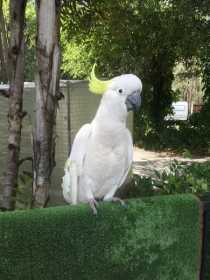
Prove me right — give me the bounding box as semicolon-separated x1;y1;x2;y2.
162;119;210;154
153;160;210;195
119;175;155;199
127;160;210;199
138;112;210;155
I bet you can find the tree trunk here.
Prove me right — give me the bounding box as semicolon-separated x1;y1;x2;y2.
0;32;7;81
2;0;27;210
32;0;61;208
149;55;174;132
0;0;11;82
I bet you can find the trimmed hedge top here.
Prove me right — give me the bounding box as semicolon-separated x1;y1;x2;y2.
0;194;202;280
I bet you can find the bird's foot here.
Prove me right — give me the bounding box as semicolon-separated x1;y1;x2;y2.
88;198;99;215
105;197;127;208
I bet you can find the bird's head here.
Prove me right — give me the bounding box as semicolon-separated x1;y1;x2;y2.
89;64;142;113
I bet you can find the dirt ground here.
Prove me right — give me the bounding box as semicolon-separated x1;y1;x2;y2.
133;147;210;177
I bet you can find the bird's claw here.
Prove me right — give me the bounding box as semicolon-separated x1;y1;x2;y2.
106;197;128;208
88;198;98;215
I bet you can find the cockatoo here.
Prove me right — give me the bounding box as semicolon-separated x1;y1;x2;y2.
62;65;142;213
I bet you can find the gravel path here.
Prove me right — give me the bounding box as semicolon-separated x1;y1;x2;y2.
133;147;210;178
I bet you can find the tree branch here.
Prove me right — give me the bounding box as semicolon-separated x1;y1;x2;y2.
18;157;33;167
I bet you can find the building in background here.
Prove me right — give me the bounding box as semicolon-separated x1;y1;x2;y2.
165;101;189;121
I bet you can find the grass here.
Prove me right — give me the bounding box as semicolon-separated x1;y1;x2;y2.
0;194;202;280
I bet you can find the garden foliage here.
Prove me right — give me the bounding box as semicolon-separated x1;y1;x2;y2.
126;160;210;199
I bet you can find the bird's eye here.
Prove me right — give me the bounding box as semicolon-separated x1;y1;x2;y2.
118;89;123;94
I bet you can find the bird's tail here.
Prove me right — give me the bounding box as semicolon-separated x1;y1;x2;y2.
62;159;78;205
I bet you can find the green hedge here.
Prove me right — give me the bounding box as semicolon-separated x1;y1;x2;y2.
0;194;202;280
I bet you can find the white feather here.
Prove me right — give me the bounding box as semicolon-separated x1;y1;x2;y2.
62;73;142;205
62;124;92;204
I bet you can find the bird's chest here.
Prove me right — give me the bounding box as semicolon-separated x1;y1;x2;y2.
90;140;125;164
84;136;126;178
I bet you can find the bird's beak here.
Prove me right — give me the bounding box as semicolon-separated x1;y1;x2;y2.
125;90;141;112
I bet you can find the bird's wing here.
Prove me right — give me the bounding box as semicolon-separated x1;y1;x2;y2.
62;124;92;204
69;123;92;171
118;129;133;187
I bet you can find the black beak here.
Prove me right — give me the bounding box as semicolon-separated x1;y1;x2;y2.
125;90;141;112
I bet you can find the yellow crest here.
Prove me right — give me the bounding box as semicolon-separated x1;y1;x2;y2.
88;64;112;95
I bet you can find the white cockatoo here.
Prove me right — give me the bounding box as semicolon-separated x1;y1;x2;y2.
62;65;142;213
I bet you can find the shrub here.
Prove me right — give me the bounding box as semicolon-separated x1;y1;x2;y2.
139;114;210;156
126;161;210;199
153;160;210;195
